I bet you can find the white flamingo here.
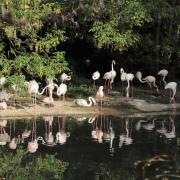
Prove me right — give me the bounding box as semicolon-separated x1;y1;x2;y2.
157;69;168;87
103;60;116;91
120;68;134;99
136;71;159;94
96;86;105;109
75;96;96;107
165;82;177;104
57;83;67;101
60;73;71;83
92;71;100;89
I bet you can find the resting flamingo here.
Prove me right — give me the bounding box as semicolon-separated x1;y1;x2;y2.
136;71;159;94
120;68;134;99
165;82;177;104
92;71;100;89
75;96;96;107
157;69;168;87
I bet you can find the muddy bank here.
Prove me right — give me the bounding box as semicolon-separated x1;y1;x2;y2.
0;95;179;119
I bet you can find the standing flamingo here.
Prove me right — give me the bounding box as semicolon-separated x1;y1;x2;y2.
103;60;116;91
60;73;71;83
96;86;105;110
165;82;177;104
157;69;168;87
136;71;159;94
92;71;100;89
27;80;40;107
120;68;134;99
57;83;67;101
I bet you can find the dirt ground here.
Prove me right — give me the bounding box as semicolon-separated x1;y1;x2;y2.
1;89;180;119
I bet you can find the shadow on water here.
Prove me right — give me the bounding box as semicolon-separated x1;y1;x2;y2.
0;111;180;179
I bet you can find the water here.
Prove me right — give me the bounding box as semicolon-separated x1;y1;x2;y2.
0;112;180;179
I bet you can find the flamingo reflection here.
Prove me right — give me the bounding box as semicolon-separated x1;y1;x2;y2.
0;119;10;146
164;113;176;139
9;120;20;150
28;116;45;153
56;117;70;145
119;118;133;148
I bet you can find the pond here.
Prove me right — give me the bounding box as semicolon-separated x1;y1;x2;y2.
0;112;180;179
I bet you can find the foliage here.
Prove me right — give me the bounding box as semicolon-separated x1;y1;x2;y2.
0;0;70;83
0;148;69;180
68;84;94;98
134;155;180;179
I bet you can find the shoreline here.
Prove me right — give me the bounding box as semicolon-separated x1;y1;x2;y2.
1;97;180;119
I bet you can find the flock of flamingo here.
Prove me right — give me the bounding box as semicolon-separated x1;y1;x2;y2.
0;60;178;111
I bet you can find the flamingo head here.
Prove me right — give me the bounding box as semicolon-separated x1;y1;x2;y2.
112;60;116;65
120;68;124;74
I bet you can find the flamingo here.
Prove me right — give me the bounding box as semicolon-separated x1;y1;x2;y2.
27;80;40;107
60;73;71;83
120;68;134;99
136;71;159;94
96;86;105;110
103;60;116;91
57;83;67;101
75;96;96;107
92;71;100;89
165;82;177;104
157;69;168;87
45;78;58;97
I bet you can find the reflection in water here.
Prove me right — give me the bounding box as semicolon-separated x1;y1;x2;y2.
56;117;70;145
28;115;45;153
0;112;179;179
119;118;133;148
0;119;9;146
43;116;56;146
8;121;20;150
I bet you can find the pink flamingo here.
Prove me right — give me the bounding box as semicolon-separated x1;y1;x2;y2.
165;82;177;104
136;71;159;94
157;69;168;87
120;68;134;99
96;86;105;110
103;60;116;91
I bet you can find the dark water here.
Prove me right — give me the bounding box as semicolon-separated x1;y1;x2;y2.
1;112;180;179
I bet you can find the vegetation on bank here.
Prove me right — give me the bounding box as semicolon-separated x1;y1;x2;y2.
0;0;179;89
